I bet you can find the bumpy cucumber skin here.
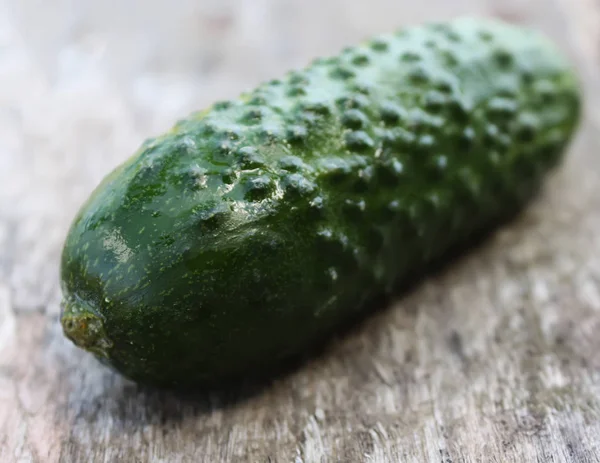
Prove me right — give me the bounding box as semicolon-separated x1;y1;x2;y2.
60;18;581;388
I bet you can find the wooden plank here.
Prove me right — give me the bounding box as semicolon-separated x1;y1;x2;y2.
1;0;600;461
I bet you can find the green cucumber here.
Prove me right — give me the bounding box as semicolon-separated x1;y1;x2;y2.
60;17;581;389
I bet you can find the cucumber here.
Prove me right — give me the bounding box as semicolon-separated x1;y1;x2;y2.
60;18;581;389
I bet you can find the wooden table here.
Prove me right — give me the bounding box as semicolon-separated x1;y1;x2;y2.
1;0;599;461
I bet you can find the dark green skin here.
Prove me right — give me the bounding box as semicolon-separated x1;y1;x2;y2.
60;18;581;389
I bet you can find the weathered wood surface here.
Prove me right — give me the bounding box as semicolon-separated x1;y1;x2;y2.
1;0;600;461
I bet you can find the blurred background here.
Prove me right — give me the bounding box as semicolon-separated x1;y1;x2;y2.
1;1;600;461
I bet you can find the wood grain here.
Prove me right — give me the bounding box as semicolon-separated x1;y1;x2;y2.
1;0;600;461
